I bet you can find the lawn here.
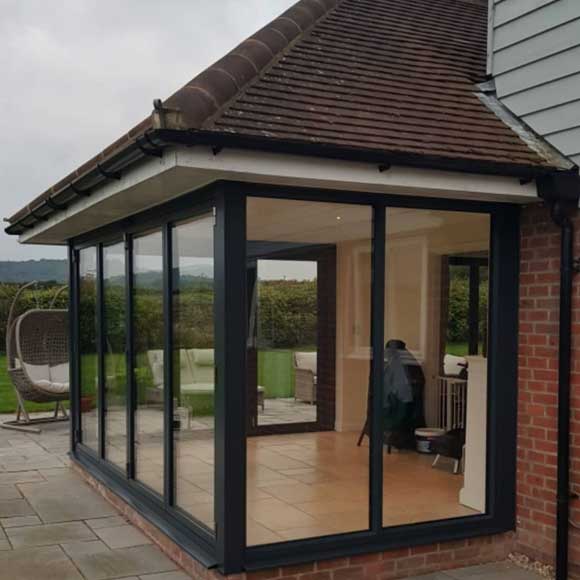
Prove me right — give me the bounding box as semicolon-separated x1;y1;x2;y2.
0;354;68;414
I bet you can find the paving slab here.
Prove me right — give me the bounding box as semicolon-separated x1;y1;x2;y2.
407;574;453;580
0;498;35;517
62;540;177;580
93;524;151;549
140;572;192;580
0;470;44;485
445;562;540;579
0;545;84;580
0;514;42;528
0;485;21;500
18;476;117;523
7;521;97;549
85;516;128;530
409;563;542;580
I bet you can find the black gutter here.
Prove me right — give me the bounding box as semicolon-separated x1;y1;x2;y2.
5;127;562;237
4;133;166;236
538;170;580;580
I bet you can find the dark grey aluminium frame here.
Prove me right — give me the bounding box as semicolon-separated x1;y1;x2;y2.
68;180;519;575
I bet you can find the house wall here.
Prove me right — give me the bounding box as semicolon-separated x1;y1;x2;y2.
517;204;580;578
488;0;580;166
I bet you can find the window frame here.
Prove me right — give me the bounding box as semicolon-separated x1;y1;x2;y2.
69;180;519;574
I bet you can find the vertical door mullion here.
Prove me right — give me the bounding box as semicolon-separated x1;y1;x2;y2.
125;234;136;479
215;188;246;573
69;243;80;451
163;224;175;506
97;243;106;460
370;204;386;533
468;264;480;355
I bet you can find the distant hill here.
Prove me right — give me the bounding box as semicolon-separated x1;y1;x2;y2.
0;260;67;283
0;260;215;286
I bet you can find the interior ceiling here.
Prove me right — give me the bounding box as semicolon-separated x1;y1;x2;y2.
247;198;490;254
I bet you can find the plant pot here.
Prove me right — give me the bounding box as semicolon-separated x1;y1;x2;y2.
80;396;96;413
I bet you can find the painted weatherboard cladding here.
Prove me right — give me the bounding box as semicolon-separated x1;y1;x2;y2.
489;0;580;165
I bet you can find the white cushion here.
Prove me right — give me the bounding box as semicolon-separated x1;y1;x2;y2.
23;363;50;383
35;379;69;395
180;382;215;393
50;363;69;384
294;352;317;374
192;349;215;367
444;354;467;377
147;350;164;387
178;349;195;387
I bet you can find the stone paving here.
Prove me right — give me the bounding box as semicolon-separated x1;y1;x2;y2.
0;416;188;580
0;415;541;580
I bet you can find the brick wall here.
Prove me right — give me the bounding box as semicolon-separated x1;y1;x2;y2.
517;204;580;578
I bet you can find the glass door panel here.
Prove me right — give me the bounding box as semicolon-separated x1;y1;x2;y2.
133;230;164;496
103;242;127;470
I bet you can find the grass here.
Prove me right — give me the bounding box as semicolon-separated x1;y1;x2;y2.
0;354;68;414
445;342;485;357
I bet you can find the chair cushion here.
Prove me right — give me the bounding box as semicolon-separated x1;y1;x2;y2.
189;349;215;387
192;349;215;367
180;382;215;393
50;363;69;384
294;352;317;374
23;363;50;383
35;379;69;395
147;350;164;387
178;349;195;387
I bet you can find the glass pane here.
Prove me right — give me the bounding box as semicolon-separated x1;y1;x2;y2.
382;208;490;528
246;197;372;545
172;214;216;530
79;246;98;451
103;242;127;470
252;259;318;427
133;230;164;495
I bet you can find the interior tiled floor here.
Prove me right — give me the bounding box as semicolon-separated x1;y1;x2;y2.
245;431;477;545
257;397;317;425
94;406;479;545
0;414;541;580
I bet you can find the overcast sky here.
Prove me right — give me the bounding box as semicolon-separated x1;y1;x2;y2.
0;0;296;262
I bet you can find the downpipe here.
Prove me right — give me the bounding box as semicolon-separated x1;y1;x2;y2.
540;170;580;580
555;217;574;580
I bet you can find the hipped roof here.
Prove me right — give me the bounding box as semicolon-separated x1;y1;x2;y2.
6;0;565;235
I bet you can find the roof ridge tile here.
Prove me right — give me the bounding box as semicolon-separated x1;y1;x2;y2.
158;0;341;130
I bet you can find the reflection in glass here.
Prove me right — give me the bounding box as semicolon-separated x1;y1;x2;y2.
133;230;164;495
250;259;318;427
382;208;490;527
246;197;372;545
79;247;99;451
103;242;127;470
172;214;216;529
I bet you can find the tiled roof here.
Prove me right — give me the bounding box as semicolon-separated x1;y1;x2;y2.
6;0;561;233
201;0;546;167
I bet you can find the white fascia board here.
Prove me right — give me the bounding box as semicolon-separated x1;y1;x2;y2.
175;146;538;202
20;145;538;245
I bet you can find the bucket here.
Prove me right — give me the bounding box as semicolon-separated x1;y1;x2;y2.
415;428;445;454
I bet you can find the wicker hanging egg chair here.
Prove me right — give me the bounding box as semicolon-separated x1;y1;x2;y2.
3;281;70;432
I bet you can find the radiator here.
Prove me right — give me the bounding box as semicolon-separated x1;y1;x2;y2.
435;376;468;431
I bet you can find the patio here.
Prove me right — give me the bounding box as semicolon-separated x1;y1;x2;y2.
0;415;543;579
